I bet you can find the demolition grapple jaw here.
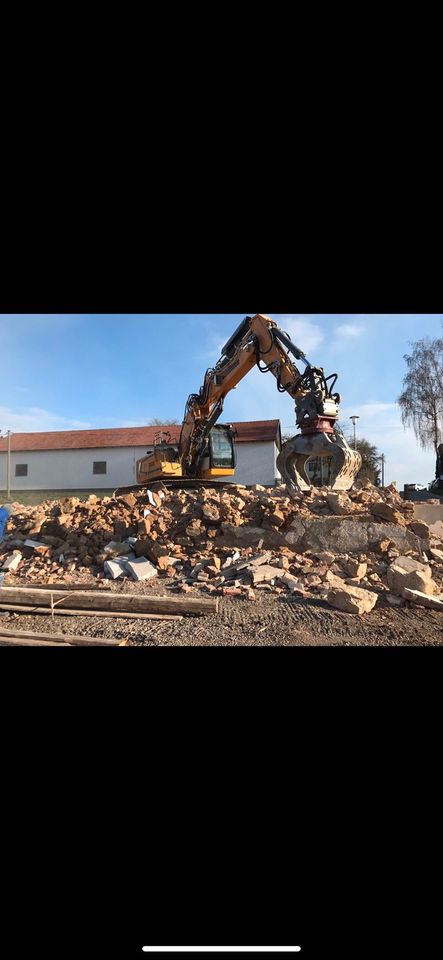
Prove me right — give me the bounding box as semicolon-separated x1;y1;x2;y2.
276;418;362;496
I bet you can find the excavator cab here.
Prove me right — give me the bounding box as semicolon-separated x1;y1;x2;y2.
199;424;236;479
136;424;236;485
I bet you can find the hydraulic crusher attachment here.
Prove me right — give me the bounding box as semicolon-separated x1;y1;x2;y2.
275;362;362;495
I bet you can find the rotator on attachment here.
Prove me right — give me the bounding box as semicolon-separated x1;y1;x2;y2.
276;364;362;495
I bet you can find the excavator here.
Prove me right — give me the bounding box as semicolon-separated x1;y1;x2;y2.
129;314;361;496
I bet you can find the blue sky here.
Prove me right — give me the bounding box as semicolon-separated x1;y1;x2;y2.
1;314;442;485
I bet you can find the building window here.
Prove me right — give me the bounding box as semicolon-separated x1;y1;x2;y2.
93;461;107;475
15;463;28;477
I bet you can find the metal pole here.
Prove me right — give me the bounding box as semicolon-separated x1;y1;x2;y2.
6;431;11;499
381;454;385;488
350;415;359;451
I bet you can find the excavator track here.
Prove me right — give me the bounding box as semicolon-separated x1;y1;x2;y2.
113;479;240;498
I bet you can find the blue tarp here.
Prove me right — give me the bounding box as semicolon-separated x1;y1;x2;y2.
0;505;11;543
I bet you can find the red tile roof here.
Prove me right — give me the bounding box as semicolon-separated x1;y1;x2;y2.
0;420;281;452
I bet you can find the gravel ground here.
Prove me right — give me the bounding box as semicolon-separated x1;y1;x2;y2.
1;574;442;645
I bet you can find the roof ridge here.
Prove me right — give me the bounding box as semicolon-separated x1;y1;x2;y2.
0;420;281;452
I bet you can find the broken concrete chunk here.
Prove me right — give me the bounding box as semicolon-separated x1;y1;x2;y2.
103;540;132;557
118;492;137;508
388;556;431;576
156;555;179;571
104;558;130;579
202;503;220;523
277;572;302;592
408;520;430;539
24;539;47;549
386;555;437;596
186;519;204;539
370;502;406;526
134;538;169;561
275;556;290;570
126;557;158;581
234;551;273;572
221;551;241;568
113;520;127;540
324;570;348;589
204;565;221;578
429;547;443;562
344;558;367;580
327;583;378;614
326;492;353;515
251;564;284;585
402;588;443;610
1;551;22;571
315;550;336;565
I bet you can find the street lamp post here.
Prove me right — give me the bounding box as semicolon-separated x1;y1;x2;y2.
1;430;12;499
379;453;385;487
7;431;11;500
349;415;360;451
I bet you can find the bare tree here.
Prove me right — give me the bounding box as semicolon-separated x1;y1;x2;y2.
398;337;443;453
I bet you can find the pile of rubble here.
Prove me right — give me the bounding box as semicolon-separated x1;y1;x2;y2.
1;479;443;614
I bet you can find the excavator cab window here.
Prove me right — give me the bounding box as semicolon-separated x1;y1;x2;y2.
209;428;236;469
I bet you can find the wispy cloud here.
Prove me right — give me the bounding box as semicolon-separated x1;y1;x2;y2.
275;316;324;355
0;405;92;433
335;322;365;337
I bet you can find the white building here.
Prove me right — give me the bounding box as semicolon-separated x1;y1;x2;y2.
0;420;282;496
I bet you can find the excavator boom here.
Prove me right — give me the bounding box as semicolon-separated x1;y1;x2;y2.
134;315;361;495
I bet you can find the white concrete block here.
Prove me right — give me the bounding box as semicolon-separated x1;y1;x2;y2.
104;558;129;579
103;540;132;557
24;539;46;549
126;557;158;581
1;551;22;571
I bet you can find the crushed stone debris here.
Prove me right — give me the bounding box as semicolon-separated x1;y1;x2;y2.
0;479;442;617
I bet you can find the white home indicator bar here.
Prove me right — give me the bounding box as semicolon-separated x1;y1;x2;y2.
142;949;301;954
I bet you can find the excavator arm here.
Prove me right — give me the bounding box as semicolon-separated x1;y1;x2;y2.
135;314;361;494
178;314;361;492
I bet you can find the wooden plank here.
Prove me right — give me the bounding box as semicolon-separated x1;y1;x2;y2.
3;581;112;591
0;586;217;615
0;627;124;646
0;603;183;620
0;637;71;646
